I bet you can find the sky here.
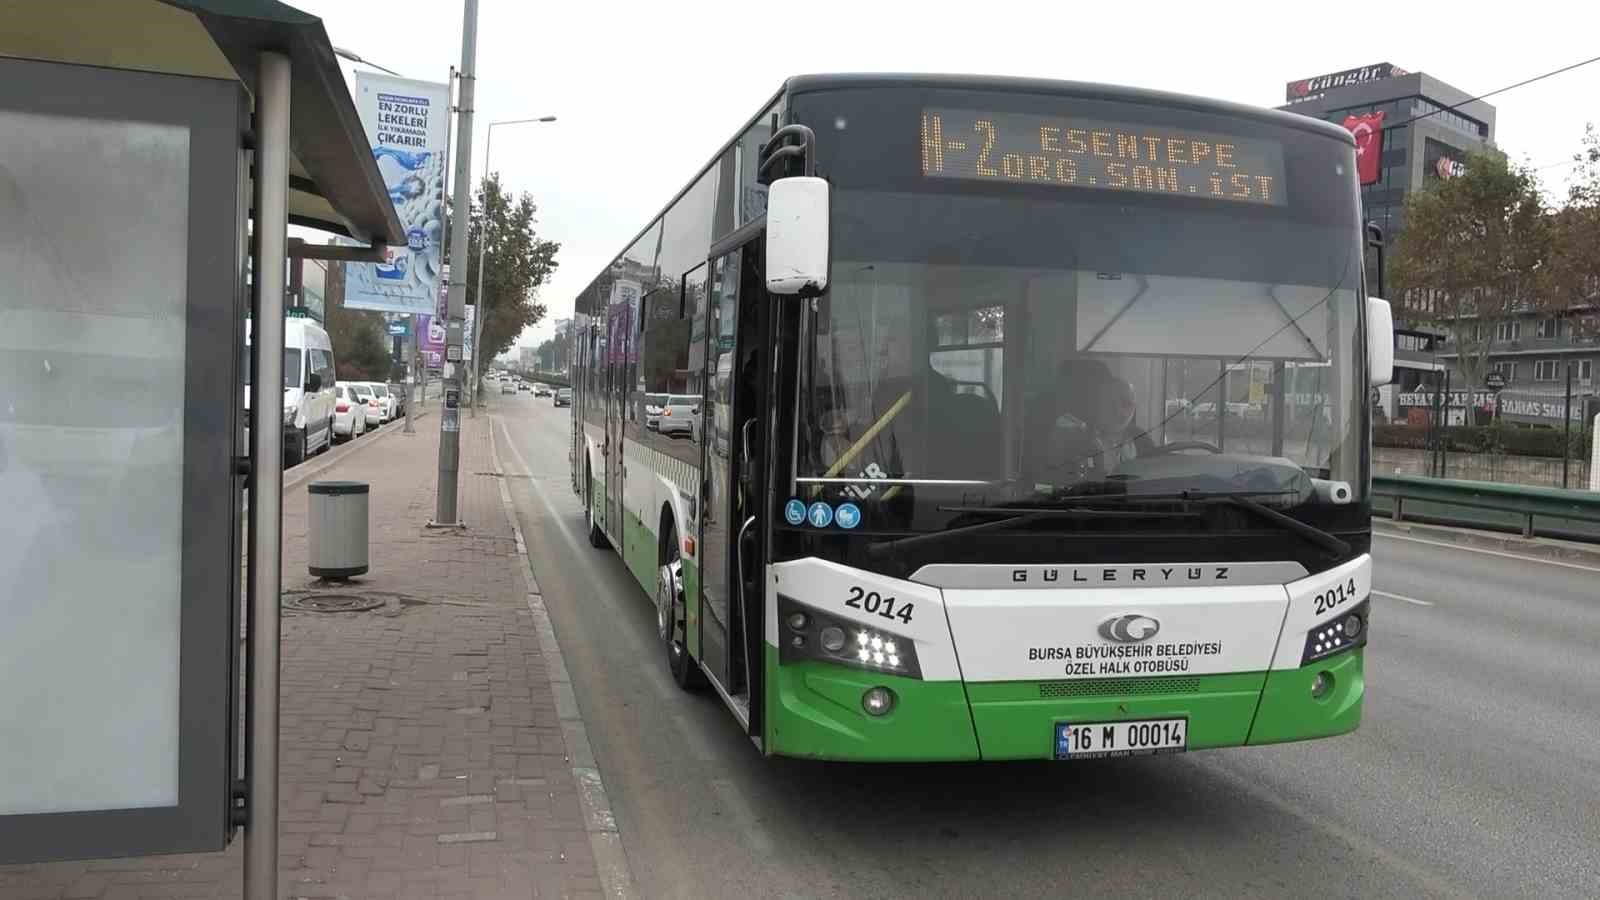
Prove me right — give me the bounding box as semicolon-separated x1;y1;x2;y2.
292;0;1600;352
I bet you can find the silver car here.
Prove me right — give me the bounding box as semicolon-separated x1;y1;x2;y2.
657;395;699;436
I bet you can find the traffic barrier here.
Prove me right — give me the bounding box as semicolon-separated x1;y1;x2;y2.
1372;474;1600;543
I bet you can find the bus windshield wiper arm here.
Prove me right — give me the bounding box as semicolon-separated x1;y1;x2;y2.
865;506;1198;559
1197;494;1350;556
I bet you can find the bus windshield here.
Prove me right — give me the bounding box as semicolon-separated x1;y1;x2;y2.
794;87;1364;530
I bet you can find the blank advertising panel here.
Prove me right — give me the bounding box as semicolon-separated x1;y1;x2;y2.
0;57;242;863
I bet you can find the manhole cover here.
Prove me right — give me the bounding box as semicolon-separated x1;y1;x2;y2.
285;593;384;613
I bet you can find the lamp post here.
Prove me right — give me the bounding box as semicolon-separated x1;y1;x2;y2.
470;115;556;415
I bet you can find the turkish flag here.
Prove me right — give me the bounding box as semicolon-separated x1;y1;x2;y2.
1343;112;1386;185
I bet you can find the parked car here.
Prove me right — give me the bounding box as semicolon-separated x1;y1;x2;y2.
387;381;407;417
350;382;383;428
644;393;668;430
658;394;699;436
333;384;367;441
246;316;338;466
554;387;572;408
501;381;516;394
364;382;395;422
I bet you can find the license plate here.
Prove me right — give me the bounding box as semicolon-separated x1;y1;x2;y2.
1054;718;1187;760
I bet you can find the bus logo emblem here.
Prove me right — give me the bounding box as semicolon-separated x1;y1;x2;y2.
1099;614;1161;643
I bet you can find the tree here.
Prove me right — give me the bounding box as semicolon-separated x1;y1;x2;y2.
336;324;393;381
323;259;396;381
460;173;560;380
1546;124;1600;339
1390;147;1552;391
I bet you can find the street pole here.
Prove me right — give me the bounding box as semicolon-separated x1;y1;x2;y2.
1563;362;1573;489
434;0;477;527
469;115;556;417
468;120;493;419
244;49;290;900
402;317;415;433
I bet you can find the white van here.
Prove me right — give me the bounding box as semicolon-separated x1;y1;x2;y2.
245;316;338;466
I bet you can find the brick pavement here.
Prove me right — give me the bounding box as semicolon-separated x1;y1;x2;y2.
0;413;606;900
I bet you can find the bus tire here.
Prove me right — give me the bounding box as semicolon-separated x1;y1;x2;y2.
659;524;704;690
585;460;607;548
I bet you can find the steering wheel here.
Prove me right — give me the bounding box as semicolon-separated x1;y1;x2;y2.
1147;440;1223;455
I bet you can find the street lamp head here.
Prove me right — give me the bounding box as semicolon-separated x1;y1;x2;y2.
538;116;557;122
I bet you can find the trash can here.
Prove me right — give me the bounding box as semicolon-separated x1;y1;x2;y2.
308;481;369;579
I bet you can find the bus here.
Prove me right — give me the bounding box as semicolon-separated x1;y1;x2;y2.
566;74;1394;761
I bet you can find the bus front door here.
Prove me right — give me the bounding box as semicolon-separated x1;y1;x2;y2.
699;245;766;712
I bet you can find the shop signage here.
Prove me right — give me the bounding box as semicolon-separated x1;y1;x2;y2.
1285;63;1407;104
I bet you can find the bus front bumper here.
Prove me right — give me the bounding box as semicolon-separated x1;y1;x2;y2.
766;646;1363;761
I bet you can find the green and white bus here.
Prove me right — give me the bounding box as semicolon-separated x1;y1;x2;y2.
567;74;1394;761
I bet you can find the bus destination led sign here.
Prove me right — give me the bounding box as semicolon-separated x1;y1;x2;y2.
921;108;1287;206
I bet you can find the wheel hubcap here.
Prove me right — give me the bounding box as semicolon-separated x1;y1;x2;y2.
656;568;673;642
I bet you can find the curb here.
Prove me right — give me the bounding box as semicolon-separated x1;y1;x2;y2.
1372;516;1600;566
487;418;639;900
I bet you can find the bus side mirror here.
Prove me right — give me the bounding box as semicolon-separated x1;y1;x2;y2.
1367;296;1394;388
765;176;829;296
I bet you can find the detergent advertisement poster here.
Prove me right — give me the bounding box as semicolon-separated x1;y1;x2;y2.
346;72;449;314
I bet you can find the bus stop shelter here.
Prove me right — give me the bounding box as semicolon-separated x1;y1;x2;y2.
1;1;404;894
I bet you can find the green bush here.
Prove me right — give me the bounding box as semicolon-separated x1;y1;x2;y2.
1375;423;1592;458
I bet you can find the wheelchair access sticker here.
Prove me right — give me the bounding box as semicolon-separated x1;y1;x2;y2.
784;498;807;526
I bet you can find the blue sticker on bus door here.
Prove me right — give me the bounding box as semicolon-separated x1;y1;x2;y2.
834;503;861;529
807;501;834;528
784;498;806;526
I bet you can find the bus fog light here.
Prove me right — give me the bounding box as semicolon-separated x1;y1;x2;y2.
789;634;805;649
862;687;896;716
1311;671;1334;699
820;626;846;652
1342;613;1363;638
786;611;809;631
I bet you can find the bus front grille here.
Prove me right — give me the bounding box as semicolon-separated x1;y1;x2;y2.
1038;677;1202;699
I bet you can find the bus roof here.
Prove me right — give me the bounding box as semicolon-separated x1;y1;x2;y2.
783;73;1355;145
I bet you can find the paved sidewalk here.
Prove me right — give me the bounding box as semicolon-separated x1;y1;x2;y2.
1;413;605;899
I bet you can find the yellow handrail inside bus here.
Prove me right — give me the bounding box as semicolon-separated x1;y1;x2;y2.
813;390;912;498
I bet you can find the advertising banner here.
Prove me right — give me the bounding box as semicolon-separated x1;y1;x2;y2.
1343;112;1386;185
464;304;476;362
346;73;450;314
418;263;448;368
1424;138;1468;181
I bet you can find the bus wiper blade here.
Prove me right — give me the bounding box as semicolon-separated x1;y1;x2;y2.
866;506;1197;559
1198;494;1350;556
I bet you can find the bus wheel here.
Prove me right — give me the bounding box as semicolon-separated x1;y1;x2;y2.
658;529;704;690
585;463;607;548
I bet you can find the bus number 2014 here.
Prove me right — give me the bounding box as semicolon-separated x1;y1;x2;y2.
1313;578;1359;615
845;586;914;624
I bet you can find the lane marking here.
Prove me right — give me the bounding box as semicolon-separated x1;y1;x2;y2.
1376;531;1600;574
1373;589;1433;607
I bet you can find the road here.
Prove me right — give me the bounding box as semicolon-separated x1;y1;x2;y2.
492;395;1600;899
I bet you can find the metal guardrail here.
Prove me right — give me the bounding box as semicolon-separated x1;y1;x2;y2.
1372;474;1600;543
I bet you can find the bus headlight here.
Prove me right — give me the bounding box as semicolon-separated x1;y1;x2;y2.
777;594;922;680
1300;599;1369;667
